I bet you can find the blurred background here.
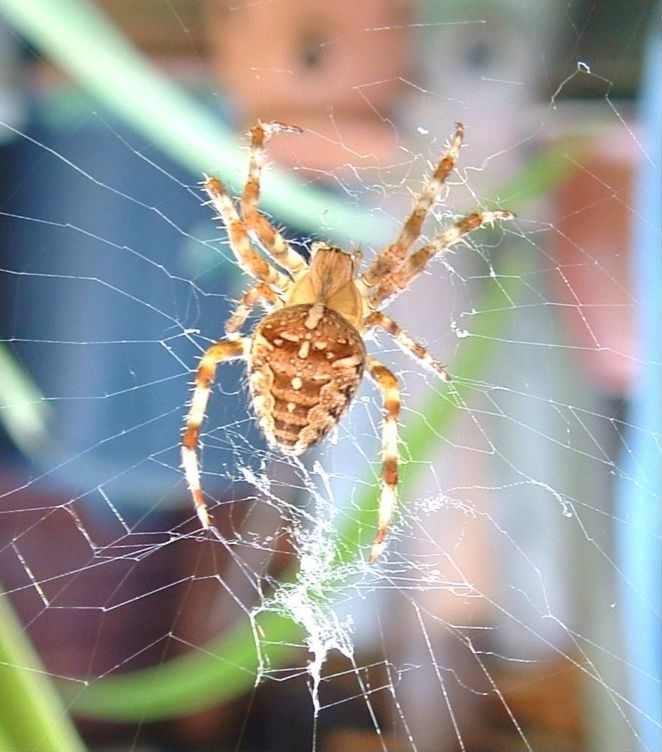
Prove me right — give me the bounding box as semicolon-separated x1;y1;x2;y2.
0;1;659;751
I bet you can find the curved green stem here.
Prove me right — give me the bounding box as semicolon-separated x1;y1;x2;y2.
62;243;528;721
4;136;579;720
60;140;581;721
0;345;50;454
0;592;86;751
0;0;389;245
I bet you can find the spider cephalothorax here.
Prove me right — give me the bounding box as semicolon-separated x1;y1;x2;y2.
182;120;513;560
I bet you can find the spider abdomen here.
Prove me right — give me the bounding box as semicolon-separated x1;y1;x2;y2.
248;303;366;454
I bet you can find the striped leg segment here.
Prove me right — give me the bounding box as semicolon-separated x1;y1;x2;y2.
225;282;279;336
365;311;452;383
182;338;247;527
362;122;465;288
370;209;514;306
241;121;307;279
204;175;291;291
366;357;401;561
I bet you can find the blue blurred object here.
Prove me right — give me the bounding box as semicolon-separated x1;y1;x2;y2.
0;89;268;518
617;31;661;750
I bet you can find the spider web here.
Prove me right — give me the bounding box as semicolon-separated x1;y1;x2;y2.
0;3;660;752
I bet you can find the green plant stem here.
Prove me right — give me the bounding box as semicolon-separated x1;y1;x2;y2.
0;592;86;752
0;724;18;752
60;140;581;721
64;610;304;721
0;344;50;454
0;0;389;245
334;252;529;564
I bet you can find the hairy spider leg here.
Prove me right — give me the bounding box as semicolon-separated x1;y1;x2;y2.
225;282;280;337
367;357;401;561
241;121;308;279
362;122;465;289
365;311;452;382
370;209;515;307
204;175;291;291
182;338;247;528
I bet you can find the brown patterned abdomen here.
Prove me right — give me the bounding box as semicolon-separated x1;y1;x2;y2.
248;304;365;453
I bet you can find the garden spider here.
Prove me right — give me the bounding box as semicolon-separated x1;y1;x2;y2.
182;121;513;560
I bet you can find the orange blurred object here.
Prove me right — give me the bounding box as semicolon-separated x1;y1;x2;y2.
204;0;412;168
553;127;636;396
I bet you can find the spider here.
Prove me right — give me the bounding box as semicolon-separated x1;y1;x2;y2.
182;120;513;561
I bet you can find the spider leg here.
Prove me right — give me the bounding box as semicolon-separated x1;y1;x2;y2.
366;356;401;561
365;311;452;383
204;175;291;291
361;122;465;288
369;209;514;307
225;282;280;337
182;338;248;528
241;121;308;279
